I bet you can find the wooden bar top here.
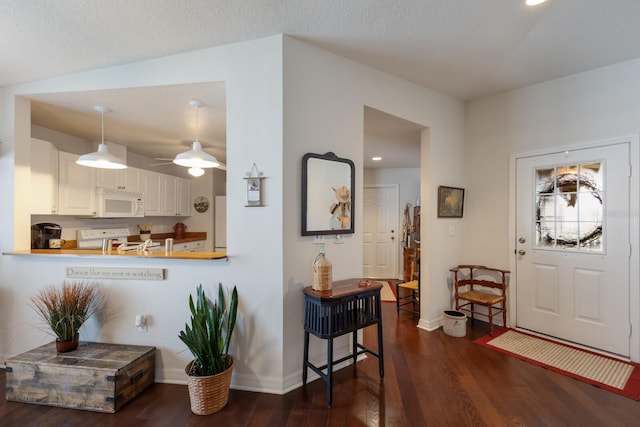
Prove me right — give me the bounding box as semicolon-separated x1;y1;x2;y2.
3;249;227;260
303;278;383;300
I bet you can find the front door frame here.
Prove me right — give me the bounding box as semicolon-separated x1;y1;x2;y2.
509;135;640;362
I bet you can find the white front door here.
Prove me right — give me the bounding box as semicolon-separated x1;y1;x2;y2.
363;185;399;278
515;142;631;357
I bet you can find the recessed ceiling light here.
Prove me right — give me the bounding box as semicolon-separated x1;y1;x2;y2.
526;0;547;6
372;156;382;161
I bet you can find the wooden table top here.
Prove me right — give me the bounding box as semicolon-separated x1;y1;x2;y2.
303;278;383;300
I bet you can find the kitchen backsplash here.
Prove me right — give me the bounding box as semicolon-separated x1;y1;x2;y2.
30;215;196;241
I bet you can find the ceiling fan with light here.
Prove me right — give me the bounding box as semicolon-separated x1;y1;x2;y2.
150;157;227;170
151;99;226;176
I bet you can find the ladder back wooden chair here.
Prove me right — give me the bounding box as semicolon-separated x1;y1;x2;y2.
396;256;420;316
450;265;510;335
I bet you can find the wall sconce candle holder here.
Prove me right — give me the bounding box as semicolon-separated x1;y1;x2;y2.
244;163;265;207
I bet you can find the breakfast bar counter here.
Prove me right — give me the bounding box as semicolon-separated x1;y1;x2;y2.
3;249;227;260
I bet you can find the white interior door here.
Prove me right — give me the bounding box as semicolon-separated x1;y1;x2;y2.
515;142;630;356
363;185;399;278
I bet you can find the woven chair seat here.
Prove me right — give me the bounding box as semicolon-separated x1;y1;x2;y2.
459;290;505;305
398;280;419;291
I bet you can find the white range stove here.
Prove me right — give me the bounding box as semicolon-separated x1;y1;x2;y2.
76;227;160;250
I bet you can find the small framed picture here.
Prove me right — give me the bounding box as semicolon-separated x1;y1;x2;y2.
246;177;262;206
437;186;465;218
244;163;265;207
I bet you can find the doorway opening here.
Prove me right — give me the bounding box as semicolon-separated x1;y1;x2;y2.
362;107;424;291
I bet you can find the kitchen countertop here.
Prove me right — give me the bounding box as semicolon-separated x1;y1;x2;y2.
51;232;209;250
4;232;222;260
128;232;207;245
4;249;227;260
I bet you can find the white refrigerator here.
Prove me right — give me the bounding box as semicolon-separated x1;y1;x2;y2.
214;195;227;252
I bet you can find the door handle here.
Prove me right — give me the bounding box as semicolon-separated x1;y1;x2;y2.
518;250;526;256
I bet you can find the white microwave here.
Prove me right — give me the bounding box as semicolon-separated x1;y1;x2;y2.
96;187;144;218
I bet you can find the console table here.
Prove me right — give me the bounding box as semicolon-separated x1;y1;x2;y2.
302;278;384;407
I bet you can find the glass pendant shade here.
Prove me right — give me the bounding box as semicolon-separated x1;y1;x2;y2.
188;166;205;177
77;106;127;169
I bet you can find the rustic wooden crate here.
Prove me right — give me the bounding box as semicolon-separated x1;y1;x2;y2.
5;341;155;413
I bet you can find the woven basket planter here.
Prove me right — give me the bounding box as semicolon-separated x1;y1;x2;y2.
185;356;234;415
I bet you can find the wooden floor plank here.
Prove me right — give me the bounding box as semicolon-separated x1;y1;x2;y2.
2;302;639;426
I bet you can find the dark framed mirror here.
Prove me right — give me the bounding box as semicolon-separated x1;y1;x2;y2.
302;152;355;236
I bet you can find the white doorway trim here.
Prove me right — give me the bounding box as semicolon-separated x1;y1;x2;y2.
509;135;640;362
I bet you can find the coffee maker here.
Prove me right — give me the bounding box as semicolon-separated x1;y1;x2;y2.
31;223;62;249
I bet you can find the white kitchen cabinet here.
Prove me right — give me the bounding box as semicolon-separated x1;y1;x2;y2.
96;167;143;192
159;174;177;216
175;176;191;216
58;151;97;216
30;138;59;215
159;175;191;216
142;171;191;217
175;240;205;252
142;170;162;216
147;240;204;252
125;168;143;193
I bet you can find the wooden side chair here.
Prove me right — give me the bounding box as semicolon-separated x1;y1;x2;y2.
450;265;510;335
397;258;420;316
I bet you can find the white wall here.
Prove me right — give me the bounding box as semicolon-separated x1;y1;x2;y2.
0;34;468;395
281;37;466;389
0;36;286;392
364;168;420;211
465;58;640;360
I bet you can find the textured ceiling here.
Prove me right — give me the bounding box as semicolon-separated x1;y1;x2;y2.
4;0;640;167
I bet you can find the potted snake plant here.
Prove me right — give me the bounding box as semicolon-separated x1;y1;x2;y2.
178;283;238;415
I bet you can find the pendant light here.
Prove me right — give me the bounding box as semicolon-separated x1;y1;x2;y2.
76;106;127;169
173;100;220;169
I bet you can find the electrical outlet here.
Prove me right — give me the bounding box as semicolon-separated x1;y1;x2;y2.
314;235;325;244
135;314;148;332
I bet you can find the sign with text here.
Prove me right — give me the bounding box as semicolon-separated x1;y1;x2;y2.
66;266;165;280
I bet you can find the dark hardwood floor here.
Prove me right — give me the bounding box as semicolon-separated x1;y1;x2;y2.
2;302;639;426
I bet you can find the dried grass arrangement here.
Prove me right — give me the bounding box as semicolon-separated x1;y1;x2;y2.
30;281;103;344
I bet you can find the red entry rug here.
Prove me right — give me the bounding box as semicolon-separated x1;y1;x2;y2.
475;328;640;400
